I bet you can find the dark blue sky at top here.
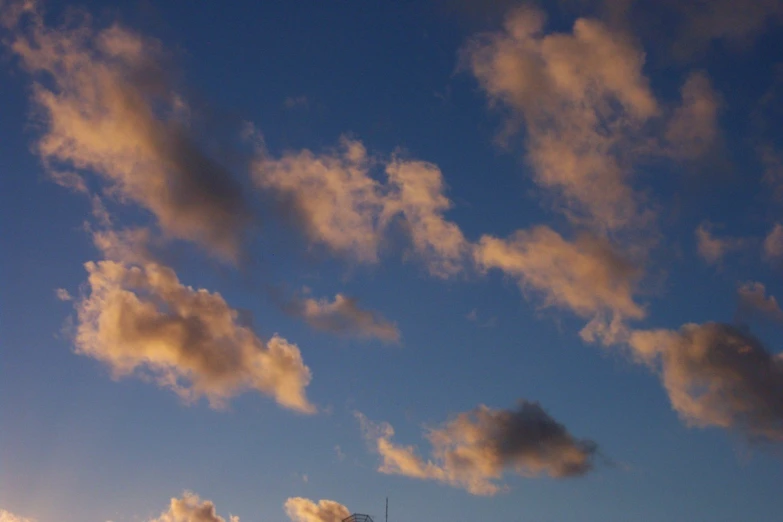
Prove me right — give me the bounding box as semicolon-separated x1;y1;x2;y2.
2;1;783;521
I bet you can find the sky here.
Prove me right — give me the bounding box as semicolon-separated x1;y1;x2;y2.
1;0;783;521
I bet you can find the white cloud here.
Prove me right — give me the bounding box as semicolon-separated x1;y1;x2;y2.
55;288;72;301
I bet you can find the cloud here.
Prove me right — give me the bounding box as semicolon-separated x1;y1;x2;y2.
737;282;783;324
0;509;35;522
149;492;238;522
695;223;745;265
284;498;350;522
254;137;467;275
664;71;721;159
473;226;644;344
463;6;658;232
255;138;385;263
628;322;783;442
356;401;599;495
284;95;309;109
383;158;469;277
284;291;400;342
75;229;314;412
763;223;783;261
55;288;72;301
669;0;783;58
8;9;250;260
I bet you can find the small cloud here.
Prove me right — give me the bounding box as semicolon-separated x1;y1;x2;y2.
737;281;783;324
466;308;478;321
695;222;746;265
284;95;309;109
334;445;346;462
55;288;72;301
282;290;400;342
763;223;783;262
284;498;350;522
149;492;239;522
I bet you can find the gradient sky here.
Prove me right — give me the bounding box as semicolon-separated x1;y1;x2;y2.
2;1;783;521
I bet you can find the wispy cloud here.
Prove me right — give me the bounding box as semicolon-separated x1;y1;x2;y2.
283;290;400;342
695;222;746;265
474;226;644;344
254;137;468;275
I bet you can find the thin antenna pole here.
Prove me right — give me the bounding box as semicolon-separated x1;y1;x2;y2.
385;498;388;522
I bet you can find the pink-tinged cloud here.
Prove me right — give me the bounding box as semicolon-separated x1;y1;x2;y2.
283;291;400;342
9;9;250;260
149;492;238;522
628;322;783;442
0;509;35;522
473;226;644;344
74;228;314;412
254;137;467;275
284;498;350;522
356;401;599;495
737;282;783;324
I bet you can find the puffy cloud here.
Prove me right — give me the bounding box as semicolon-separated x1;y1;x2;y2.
284;498;350;522
284;291;400;342
0;509;35;522
255;138;385;263
628;322;783;441
737;282;783;324
463;6;658;232
150;492;238;522
254;138;467;275
695;223;745;265
665;71;720;159
55;288;72;301
9;10;249;260
356;401;599;496
763;223;783;261
473;226;644;344
75;231;314;412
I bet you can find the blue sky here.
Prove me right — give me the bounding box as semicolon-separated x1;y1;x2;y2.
1;1;783;521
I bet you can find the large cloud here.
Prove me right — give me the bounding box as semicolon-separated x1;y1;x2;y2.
150;492;238;522
283;291;400;342
284;498;350;522
254;138;467;276
463;6;658;232
357;401;599;495
74;229;314;412
463;6;721;234
473;226;644;344
0;509;35;522
8;8;250;260
628;322;783;441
